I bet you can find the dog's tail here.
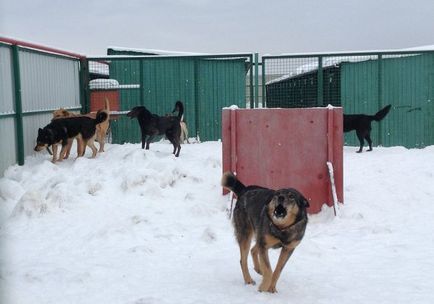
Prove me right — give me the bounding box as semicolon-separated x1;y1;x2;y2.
104;97;110;112
221;171;246;197
373;104;392;121
172;101;184;121
95;111;108;125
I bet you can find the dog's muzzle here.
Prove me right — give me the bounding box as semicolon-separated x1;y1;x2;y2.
274;204;287;218
34;144;46;152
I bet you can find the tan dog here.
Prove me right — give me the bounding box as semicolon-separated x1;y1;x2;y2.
52;98;110;159
180;121;189;144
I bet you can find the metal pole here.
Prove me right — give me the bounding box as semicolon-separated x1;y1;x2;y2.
254;53;259;108
262;58;266;108
249;55;254;109
11;45;25;166
317;56;324;107
79;58;89;114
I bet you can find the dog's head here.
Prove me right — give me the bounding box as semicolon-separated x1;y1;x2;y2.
52;108;73;120
127;106;151;119
267;189;309;229
34;127;54;151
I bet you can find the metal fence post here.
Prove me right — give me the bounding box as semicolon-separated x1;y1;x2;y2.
254;53;259;108
11;45;25;166
249;55;254;109
79;57;90;114
317;56;323;106
262;58;266;108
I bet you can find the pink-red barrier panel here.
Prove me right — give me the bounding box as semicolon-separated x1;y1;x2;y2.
222;107;343;214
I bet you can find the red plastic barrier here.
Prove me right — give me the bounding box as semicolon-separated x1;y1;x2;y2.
90;91;120;117
222;107;343;214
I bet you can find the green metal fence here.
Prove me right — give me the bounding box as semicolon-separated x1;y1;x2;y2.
85;53;254;143
262;51;434;148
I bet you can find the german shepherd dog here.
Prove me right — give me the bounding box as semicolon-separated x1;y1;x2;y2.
221;172;309;293
52;98;111;155
344;104;392;153
127;101;184;157
34;111;108;163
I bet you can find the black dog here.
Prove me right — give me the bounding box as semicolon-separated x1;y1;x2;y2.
127;101;184;157
34;111;107;163
221;172;309;293
344;104;392;153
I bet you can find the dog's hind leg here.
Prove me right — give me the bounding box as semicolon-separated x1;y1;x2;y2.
251;244;262;275
239;231;255;285
365;134;373;151
356;131;365;153
86;137;98;158
268;247;295;293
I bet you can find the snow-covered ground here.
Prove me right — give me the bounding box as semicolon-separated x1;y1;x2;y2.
1;142;433;304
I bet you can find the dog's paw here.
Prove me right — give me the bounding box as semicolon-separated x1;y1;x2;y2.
245;279;256;285
268;285;277;293
258;283;270;292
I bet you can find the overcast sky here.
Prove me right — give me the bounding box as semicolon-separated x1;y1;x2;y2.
1;0;433;56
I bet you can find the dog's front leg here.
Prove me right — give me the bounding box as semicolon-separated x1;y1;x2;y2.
51;144;58;163
258;248;273;292
268;247;295;293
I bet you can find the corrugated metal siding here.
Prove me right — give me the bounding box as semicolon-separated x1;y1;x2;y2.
341;53;434;148
380;54;433;148
0;45;16;175
0;45;15;113
197;59;246;141
0;118;17;175
109;59;141;144
340;59;380;147
19;49;81;112
23;113;53;156
108;57;247;143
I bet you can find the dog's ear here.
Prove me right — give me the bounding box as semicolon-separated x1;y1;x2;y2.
291;189;310;208
62;110;69;116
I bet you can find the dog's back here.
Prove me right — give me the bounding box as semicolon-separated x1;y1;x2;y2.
344;104;391;132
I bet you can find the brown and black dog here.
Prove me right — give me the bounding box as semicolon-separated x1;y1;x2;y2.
221;172;309;293
52;98;111;158
34;111;108;163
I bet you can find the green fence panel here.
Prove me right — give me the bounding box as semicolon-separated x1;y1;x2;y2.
103;55;249;144
197;58;246;141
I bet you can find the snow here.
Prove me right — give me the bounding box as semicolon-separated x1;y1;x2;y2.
89;79;120;90
89;62;109;76
1;142;434;304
